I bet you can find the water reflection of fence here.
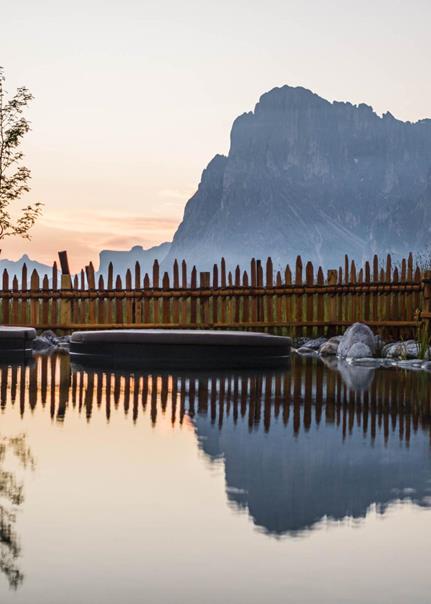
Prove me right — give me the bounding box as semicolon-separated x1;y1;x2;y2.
2;356;431;444
0;251;430;338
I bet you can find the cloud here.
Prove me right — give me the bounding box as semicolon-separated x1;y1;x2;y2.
0;210;180;272
40;210;179;234
158;188;194;201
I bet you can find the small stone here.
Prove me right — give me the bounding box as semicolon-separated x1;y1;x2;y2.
32;336;54;352
40;329;60;345
319;337;341;356
350;358;383;367
296;346;316;355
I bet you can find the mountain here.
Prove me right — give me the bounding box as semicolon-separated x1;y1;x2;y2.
166;85;431;269
97;242;171;279
0;254;52;281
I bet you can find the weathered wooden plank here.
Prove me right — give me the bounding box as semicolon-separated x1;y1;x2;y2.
115;275;123;323
350;260;357;324
98;275;105;324
372;255;379;326
316;267;324;333
221;258;227;288
143;273;151;323
181;261;188;324
364;261;371;322
358;267;364;323
42;275;50;325
162;272;171;324
305;261;314;337
385;254;392;330
2;270;9;325
190;266;197;325
211;264;219;324
21;263;28;324
125;269;133;324
220;259;227;324
327;269;338;336
87;263;96;324
135;262;142;323
251;259;258;323
284;264;292;332
172;261;180;324
31;268;40;325
12;276;19;325
242;270;250;324
152;261;160;323
58;251;71;275
234;266;241;325
295;255;303;336
275;270;283;332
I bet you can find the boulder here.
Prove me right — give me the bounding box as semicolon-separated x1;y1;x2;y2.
301;337;327;351
296;346;316;355
382;340;425;360
319;336;341;356
338;323;376;359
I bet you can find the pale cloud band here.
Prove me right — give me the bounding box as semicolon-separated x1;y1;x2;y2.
1;210;180;272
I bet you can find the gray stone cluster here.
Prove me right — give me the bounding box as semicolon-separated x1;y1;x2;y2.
32;330;71;355
295;322;431;373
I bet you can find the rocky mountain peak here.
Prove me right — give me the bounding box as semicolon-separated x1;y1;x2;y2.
166;85;431;270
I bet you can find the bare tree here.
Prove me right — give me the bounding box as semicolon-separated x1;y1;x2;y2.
0;67;42;241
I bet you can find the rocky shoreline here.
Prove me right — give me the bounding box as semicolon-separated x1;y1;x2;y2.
31;324;431;374
294;322;431;373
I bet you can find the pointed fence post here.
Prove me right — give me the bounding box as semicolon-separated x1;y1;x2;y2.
327;269;338;336
421;270;431;345
58;251;72;330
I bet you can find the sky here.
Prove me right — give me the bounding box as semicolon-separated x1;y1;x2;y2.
1;0;431;271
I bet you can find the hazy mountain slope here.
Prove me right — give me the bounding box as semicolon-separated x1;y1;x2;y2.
166;85;431;269
0;254;52;280
97;242;171;279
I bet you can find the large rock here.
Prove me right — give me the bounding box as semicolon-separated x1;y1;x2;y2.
338;323;376;359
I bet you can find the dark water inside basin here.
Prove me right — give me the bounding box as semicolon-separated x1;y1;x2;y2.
0;354;431;603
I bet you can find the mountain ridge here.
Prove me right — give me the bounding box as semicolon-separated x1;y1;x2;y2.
165;84;431;269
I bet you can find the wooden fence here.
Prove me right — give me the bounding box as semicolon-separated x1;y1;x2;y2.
0;251;430;338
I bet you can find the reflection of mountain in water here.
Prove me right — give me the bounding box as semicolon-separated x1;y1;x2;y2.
196;414;431;536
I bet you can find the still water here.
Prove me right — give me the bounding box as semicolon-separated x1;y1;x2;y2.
0;354;431;603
